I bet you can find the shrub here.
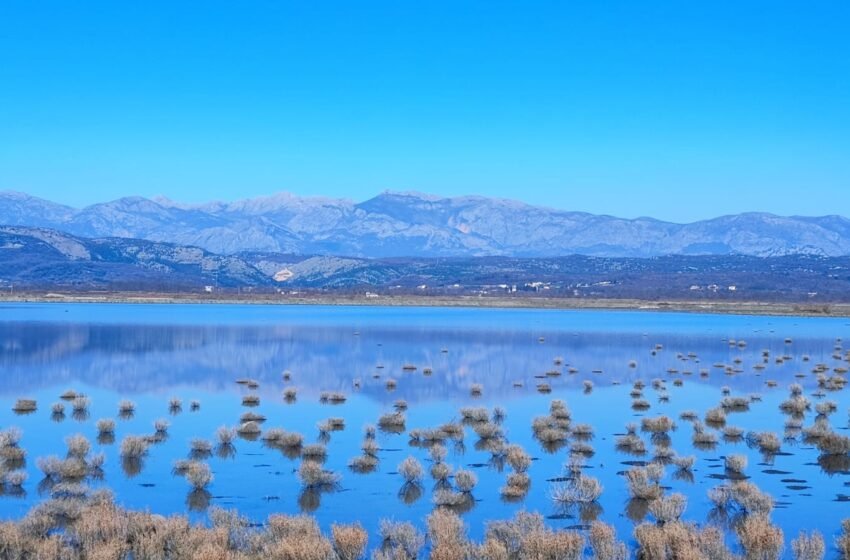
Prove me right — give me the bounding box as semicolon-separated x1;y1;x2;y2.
460;407;489;423
736;514;783;560
432;488;468;507
4;470;27;487
301;444;327;460
725;454;748;473
431;462;452;482
349;455;378;472
589;521;628;560
816;431;850;455
705;407;727;425
552;475;603;504
397;456;424;484
572;423;594;437
648;493;686;523
242;395;260;406
505;445;531;472
426;509;467;557
72;396;91;412
378;520;424;559
190;439;212;457
709;481;774;515
791;530;824;560
119;436;149;458
520;528;584;560
185;462;213;489
65;434;90;458
12;399;37;413
96;418;115;434
454;469;477;493
625;466;663;500
616;434;646;455
240;411;266;423
641;416;675;434
378;412;406;430
237;421;261;435
331;523;368;560
118;400;136;414
216;426;236;445
672;455;695;471
298;461;340;488
361;439;379;458
154;419;170;433
748;431;781;453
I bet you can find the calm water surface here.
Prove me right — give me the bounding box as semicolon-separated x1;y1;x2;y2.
1;303;849;556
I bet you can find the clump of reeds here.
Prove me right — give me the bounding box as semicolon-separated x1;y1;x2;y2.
691;421;718;447
96;418;115;435
469;384;483;396
154;418;169;434
747;431;782;454
648;493;687;523
724;454;748;474
791;530;824;560
118;399;136;417
319;391;347;404
331;522;368;560
183;461;213;489
736;514;784;560
240;411;266;423
190;439;213;459
705;407;727;426
641;415;675;434
397;456;424;484
301;443;327;461
72;396;91;412
551;473;603;506
216;426;237;446
236;421;261;437
12;399;37;414
378;411;406;432
119;436;149;458
283;387;297;402
297;461;340;488
625;464;664;500
241;394;260;407
377;520;425;559
815;431;850;455
709;480;774;515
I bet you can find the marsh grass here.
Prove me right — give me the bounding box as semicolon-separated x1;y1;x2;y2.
12;398;37;414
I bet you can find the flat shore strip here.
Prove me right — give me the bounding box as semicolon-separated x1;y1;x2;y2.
1;292;848;318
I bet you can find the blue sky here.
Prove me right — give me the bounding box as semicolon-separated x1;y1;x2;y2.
0;1;848;221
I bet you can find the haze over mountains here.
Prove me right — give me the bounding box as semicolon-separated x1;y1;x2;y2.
2;190;850;258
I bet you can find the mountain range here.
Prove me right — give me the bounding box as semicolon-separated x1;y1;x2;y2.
2;190;850;258
2;224;849;302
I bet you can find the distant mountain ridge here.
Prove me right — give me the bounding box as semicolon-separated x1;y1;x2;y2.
2;190;850;258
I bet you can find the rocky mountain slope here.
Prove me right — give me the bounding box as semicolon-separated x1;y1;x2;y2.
2;190;850;258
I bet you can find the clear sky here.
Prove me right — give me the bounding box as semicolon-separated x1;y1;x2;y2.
1;1;848;221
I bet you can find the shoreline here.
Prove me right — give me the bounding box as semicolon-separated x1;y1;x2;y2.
1;292;849;318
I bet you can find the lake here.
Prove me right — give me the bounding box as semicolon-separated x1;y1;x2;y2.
1;303;849;556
